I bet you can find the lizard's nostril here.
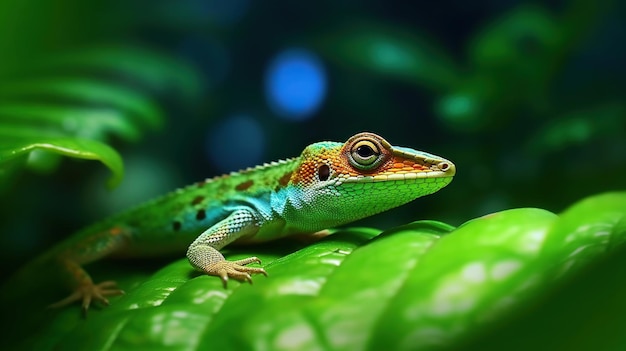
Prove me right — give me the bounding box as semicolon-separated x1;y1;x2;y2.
438;162;456;175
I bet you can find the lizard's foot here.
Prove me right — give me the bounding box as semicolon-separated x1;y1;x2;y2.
204;257;268;288
48;281;124;315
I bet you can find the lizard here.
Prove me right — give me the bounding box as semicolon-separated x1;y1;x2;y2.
14;132;456;314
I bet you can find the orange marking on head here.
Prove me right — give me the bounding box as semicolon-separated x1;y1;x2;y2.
391;156;429;171
293;146;340;186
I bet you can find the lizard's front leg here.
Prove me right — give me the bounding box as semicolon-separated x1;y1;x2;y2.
187;208;267;287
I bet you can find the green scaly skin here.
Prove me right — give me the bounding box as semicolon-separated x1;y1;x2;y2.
21;132;456;314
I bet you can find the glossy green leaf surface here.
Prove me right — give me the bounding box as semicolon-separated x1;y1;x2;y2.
456;192;626;350
3;192;625;350
0;137;124;189
370;208;558;350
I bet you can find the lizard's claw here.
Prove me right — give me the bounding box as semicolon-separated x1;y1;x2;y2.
48;281;124;316
205;257;268;288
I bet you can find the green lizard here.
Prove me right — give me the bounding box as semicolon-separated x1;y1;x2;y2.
18;132;455;313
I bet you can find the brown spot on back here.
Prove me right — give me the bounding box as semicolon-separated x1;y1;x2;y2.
235;179;254;191
278;171;293;187
196;180;206;188
191;195;204;205
196;209;206;221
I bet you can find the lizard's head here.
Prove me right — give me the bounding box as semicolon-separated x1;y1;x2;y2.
284;132;456;229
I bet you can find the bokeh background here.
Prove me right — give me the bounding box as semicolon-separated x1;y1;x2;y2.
0;0;624;280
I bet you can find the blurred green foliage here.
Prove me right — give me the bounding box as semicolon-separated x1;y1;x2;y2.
0;45;202;191
0;0;624;349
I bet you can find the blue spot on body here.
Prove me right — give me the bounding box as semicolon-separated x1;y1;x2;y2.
265;48;327;121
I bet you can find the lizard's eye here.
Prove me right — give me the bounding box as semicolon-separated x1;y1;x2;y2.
356;144;375;158
350;139;383;170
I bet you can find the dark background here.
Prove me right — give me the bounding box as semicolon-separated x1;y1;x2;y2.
0;0;624;278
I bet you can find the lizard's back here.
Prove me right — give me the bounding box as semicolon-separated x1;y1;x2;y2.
50;157;301;258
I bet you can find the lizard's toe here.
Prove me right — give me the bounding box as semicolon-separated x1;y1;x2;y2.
48;280;124;315
204;258;268;287
232;256;262;266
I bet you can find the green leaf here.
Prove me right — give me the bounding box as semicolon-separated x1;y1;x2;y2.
456;192;626;350
309;221;453;350
0;137;124;189
36;45;203;103
371;208;558;350
0;104;143;142
461;243;626;351
543;192;626;275
3;193;625;350
0;46;202;190
0;78;163;130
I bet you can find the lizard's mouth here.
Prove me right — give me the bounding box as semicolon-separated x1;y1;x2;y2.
339;167;455;184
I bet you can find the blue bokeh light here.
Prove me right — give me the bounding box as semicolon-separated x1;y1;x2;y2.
265;48;327;121
206;115;265;173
